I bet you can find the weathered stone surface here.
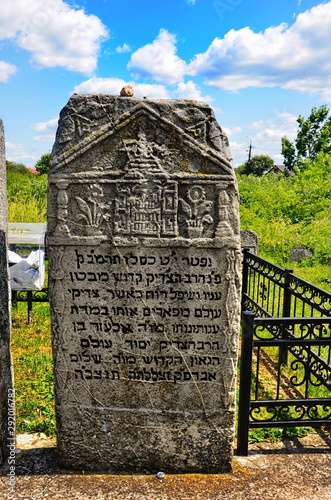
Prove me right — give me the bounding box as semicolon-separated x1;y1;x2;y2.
48;95;241;473
0;119;15;464
289;245;313;262
240;229;258;254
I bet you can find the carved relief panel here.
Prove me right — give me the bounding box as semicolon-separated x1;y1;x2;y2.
49;176;232;242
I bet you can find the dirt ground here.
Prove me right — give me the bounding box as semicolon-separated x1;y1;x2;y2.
0;429;330;500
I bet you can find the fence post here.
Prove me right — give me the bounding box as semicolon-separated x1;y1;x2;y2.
237;311;255;456
11;290;18;308
280;268;293;365
241;247;250;312
27;290;33;324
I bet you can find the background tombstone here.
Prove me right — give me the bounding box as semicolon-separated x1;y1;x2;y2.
48;94;242;473
0;119;15;464
240;229;259;254
289;245;313;262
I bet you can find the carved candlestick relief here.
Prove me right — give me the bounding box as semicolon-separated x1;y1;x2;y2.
48;95;241;473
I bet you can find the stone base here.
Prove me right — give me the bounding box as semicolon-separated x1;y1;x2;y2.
56;406;235;473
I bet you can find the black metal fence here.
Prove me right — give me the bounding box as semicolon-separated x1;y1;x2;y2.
11;289;49;324
242;248;331;319
238;249;331;455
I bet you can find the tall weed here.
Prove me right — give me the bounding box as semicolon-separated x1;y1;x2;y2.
7;170;47;222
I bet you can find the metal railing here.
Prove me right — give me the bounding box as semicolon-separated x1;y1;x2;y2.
242;248;331;366
242;248;331;319
11;289;49;323
237;314;331;455
238;249;331;455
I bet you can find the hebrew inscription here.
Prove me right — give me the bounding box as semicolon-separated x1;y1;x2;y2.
59;247;234;386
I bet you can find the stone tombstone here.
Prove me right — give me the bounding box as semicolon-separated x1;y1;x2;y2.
48;94;242;473
289;245;313;263
240;229;259;254
0;119;15;464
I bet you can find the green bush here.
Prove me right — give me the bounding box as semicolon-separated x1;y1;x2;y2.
238;152;331;270
6;169;47;222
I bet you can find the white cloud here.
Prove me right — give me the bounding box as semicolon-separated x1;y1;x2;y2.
248;113;298;157
0;61;17;82
253;128;288;143
186;0;197;4
33;134;56;142
187;2;331;99
228;140;249;167
174;81;213;103
250;120;265;130
320;88;331;101
31;117;58;143
31;117;58;133
128;29;187;85
74;77;170;99
115;43;131;54
5;142;40;166
5;142;21;151
225;113;299;166
74;77;214;102
0;0;108;75
276;113;297;124
223;126;242;136
250;112;298;133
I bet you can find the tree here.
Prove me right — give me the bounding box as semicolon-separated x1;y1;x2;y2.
35;152;51;175
282;105;331;171
236;155;275;176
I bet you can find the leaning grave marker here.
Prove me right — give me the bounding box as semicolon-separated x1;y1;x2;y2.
0;119;15;465
48;94;242;473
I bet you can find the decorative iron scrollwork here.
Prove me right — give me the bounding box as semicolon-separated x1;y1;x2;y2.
250;403;331;422
253;322;282;340
12;289;49;302
244;252;285;286
289;275;331;315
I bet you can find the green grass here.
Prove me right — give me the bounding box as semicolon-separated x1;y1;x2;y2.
11;301;56;436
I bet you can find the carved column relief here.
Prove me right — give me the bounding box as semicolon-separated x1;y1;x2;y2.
52;180;71;236
215;183;234;239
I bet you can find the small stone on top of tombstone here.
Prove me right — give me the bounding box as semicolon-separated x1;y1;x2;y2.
120;85;134;97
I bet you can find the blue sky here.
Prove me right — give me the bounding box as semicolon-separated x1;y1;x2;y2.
0;0;330;169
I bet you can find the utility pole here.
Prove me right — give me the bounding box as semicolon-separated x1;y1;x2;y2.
247;137;252;164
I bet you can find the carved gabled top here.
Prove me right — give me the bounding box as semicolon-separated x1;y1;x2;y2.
50;95;233;177
122;131;167;176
